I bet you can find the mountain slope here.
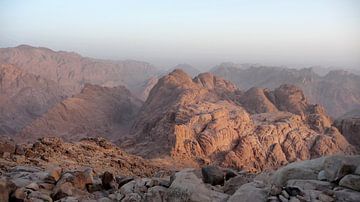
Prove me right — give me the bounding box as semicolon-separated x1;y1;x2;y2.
0;45;161;99
211;65;360;117
121;70;354;171
0;64;70;135
18;84;142;141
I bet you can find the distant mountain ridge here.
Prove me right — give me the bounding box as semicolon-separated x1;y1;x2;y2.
17;84;142;141
0;45;161;99
0;64;70;135
211;64;360;117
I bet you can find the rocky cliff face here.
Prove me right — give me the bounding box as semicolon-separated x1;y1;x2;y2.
122;70;354;172
211;65;360;117
0;45;161;99
17;84;142;142
334;109;360;148
0;64;70;135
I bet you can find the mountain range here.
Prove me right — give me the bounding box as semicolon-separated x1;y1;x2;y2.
0;45;358;167
0;45;360;202
211;63;360;117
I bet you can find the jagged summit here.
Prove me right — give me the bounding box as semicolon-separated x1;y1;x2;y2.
168;64;200;77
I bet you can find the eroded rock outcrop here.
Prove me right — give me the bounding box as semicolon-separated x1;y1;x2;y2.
123;70;354;172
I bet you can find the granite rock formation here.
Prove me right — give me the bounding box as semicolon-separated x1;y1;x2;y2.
122;70;354;172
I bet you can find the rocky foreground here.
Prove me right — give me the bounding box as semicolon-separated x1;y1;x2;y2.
1;137;360;201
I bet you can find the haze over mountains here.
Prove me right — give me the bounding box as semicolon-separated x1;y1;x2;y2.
211;63;360;117
0;45;359;139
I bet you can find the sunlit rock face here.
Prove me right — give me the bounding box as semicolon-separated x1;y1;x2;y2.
123;69;355;172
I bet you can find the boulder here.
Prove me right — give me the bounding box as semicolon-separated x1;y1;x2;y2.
286;179;335;191
144;186;167;202
0;138;16;155
339;174;360;191
52;182;74;200
57;169;94;190
317;170;327;181
28;191;53;202
323;155;360;182
334;188;360;202
44;165;62;183
101;171;117;190
166;169;229;202
201;166;225;186
227;181;268;202
121;193;143;202
355;165;360;175
0;177;17;202
115;176;134;188
223;174;255;194
271;157;325;186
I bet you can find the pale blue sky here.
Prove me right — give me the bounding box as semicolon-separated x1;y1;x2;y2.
0;0;359;69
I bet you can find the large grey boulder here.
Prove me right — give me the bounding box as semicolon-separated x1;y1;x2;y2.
270;157;325;186
286;179;335;191
227;181;268;202
339;174;360;191
323;155;360;182
165;168;229;202
335;188;360;202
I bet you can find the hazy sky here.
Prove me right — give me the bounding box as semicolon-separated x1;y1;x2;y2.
1;0;359;70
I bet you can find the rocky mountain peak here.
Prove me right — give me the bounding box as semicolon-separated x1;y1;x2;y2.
193;72;237;93
273;84;308;116
123;71;354;171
